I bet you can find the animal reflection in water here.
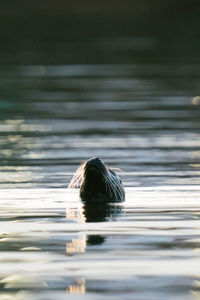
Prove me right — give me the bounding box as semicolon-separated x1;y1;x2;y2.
66;202;123;252
68;157;125;203
68;158;124;247
84;201;123;245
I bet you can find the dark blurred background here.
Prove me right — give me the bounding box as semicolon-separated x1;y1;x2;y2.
0;0;200;64
0;0;200;188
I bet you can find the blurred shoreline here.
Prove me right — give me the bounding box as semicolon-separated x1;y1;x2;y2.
0;1;199;41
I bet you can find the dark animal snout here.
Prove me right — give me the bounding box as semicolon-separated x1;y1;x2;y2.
86;157;103;168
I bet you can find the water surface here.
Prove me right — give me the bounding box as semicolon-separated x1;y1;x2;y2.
1;6;200;299
1;187;200;300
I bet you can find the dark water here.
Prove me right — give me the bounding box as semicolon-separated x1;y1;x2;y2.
1;4;200;299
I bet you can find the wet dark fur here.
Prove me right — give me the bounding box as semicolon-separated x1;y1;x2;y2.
68;157;125;203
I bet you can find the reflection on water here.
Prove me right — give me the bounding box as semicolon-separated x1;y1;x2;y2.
84;202;123;246
65;198;123;253
66;278;86;295
66;205;86;254
84;202;122;223
0;188;200;299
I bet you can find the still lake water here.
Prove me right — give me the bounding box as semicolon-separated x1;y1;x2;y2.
1;31;200;299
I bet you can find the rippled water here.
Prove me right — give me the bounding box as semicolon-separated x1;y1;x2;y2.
1;187;200;299
1;62;200;188
1;9;200;298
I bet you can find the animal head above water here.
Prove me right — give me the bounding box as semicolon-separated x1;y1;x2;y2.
68;157;125;203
